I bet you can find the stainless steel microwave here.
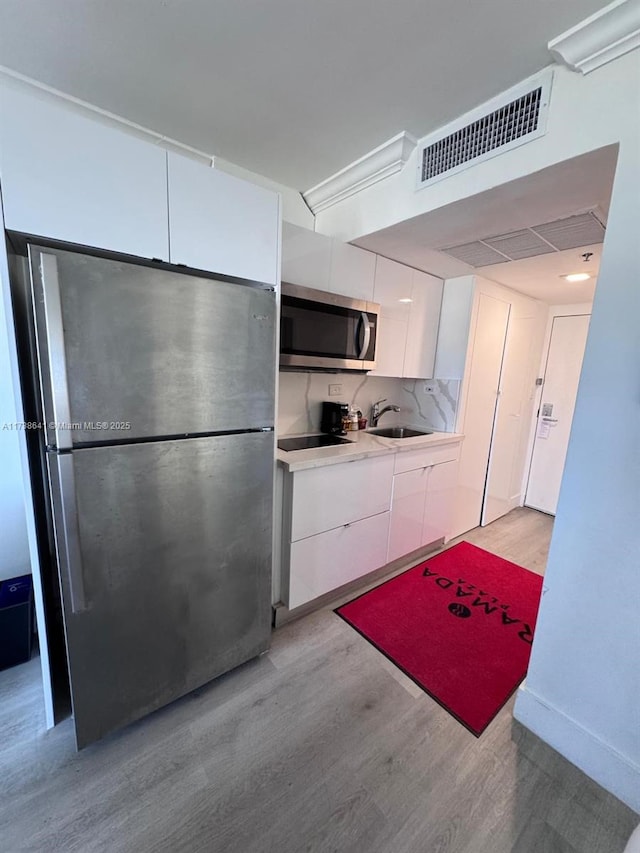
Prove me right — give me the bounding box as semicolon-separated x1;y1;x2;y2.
280;282;379;371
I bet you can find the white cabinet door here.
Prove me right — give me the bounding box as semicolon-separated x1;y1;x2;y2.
423;460;458;545
167;152;279;284
328;240;376;301
370;256;411;377
388;467;429;563
0;85;169;260
281;222;332;291
451;292;510;538
433;276;476;379
373;316;407;378
404;271;444;379
373;256;413;321
291;454;394;541
288;512;390;609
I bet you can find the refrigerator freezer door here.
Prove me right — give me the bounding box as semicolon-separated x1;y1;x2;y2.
47;432;273;749
29;245;276;446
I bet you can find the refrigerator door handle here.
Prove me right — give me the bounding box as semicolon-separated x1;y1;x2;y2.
54;454;87;614
33;250;73;450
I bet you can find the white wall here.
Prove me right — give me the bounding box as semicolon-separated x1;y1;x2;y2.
314;54;639;244
514;127;640;811
313;49;640;809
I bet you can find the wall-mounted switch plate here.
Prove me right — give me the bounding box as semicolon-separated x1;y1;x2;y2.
424;382;437;394
328;383;343;396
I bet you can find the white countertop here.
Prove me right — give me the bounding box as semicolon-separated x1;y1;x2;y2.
277;429;464;472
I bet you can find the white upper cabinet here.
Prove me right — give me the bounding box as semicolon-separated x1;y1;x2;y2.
279;223;445;378
0;85;170;260
280;226;374;299
433;276;476;379
281;222;332;291
373;256;413;320
371;259;443;379
404;270;444;379
328;240;376;301
370;256;411;377
167;152;279;284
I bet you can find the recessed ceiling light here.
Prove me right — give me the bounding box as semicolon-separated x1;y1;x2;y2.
398;298;413;303
563;273;591;282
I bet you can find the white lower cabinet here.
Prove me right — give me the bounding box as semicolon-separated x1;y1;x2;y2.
281;444;460;611
422;460;458;546
388;450;460;563
288;512;390;610
387;467;429;562
283;454;394;609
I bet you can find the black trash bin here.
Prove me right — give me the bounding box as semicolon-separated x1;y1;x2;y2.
0;574;33;670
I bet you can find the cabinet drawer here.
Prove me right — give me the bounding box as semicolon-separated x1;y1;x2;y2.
393;443;460;475
287;512;390;609
291;454;394;541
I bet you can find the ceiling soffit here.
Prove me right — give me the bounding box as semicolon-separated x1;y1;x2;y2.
304;0;637;211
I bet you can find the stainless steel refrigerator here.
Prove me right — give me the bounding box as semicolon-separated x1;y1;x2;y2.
11;243;276;749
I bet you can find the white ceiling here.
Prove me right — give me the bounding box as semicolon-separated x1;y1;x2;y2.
481;244;600;304
0;0;609;190
353;146;617;304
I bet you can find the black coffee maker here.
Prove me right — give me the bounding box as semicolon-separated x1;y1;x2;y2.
321;401;349;435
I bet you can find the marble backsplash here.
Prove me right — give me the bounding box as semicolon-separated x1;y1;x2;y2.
278;372;460;435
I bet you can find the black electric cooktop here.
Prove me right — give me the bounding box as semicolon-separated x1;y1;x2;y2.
278;434;352;452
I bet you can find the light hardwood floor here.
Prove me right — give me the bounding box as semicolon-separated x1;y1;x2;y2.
1;508;637;852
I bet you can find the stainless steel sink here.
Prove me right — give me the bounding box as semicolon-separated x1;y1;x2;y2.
368;426;433;439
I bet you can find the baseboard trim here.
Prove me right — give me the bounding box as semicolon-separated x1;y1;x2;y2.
514;682;640;814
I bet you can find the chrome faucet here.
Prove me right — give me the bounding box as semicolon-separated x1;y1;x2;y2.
371;398;401;427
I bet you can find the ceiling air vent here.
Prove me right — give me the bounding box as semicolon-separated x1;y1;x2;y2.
439;209;606;268
416;71;553;189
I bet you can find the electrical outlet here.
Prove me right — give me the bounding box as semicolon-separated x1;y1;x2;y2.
424;382;437;394
328;383;342;396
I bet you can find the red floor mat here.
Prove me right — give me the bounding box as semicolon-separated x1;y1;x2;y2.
336;542;543;735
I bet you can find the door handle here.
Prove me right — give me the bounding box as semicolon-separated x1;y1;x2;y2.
357;312;371;359
541;417;558;423
53;454;87;613
31;249;73;450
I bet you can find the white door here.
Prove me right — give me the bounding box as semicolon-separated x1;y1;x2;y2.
451;292;510;538
482;315;538;525
525;314;590;514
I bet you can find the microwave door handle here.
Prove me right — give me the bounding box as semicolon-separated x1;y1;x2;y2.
357;312;371;359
